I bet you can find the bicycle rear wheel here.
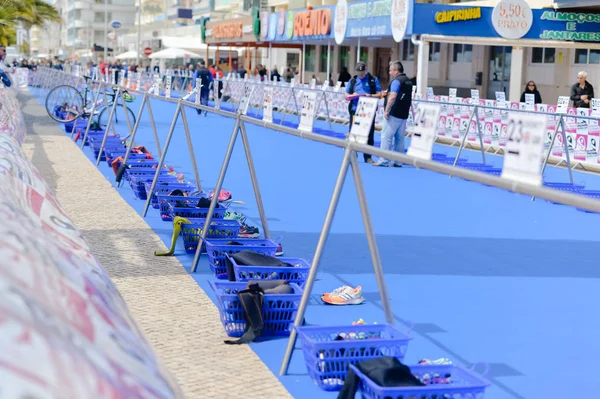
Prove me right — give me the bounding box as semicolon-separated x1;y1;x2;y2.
45;85;86;123
97;104;137;133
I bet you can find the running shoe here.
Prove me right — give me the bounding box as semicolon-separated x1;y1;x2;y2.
224;211;246;224
238;224;259;238
322;286;364;305
418;358;452;366
321;285;351;301
209;189;232;202
276;242;284;256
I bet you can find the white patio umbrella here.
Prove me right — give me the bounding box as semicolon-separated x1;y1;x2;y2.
115;50;139;60
148;48;202;60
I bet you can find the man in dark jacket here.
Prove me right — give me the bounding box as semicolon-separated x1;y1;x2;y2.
194;62;213;115
373;60;412;167
570;71;594;108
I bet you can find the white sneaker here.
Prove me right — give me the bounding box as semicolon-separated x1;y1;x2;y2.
322;286;364;305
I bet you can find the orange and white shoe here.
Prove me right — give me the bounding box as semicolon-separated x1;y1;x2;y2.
322;286;364;305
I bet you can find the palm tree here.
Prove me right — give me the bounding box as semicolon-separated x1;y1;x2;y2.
0;0;61;53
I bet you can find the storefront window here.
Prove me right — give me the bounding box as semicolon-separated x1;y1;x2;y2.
531;48;554;64
402;40;414;61
359;48;368;63
305;45;316;71
320;45;330;72
339;46;350;71
590;50;600;64
575;49;588;64
452;44;472;63
429;43;440;62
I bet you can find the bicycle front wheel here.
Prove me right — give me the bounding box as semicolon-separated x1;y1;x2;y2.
97;104;137;133
45;85;85;123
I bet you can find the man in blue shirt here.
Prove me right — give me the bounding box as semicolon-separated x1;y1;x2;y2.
345;61;383;163
373;60;412;167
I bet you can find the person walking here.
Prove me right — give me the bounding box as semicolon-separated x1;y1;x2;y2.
344;61;383;164
571;71;594;108
194;62;213;115
373;61;412;167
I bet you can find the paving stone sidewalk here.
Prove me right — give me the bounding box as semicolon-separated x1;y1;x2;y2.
18;90;293;399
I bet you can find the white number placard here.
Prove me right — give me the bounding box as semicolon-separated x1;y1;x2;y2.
165;75;172;98
557;96;569;114
298;91;318;132
426;87;434;98
525;93;535;110
407;103;441;160
470;89;480;104
263;86;274;123
501;112;547;186
348;97;379;144
150;76;161;95
238;85;255;115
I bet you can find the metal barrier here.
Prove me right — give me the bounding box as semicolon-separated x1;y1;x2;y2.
32;67;600;379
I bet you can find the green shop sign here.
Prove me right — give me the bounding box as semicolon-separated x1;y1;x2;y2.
538;11;600;42
348;0;391;20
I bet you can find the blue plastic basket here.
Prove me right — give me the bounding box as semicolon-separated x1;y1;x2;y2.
166;203;227;223
149;183;197;209
210;281;302;337
227;255;310;286
127;172;173;199
543;181;585;192
157;195;205;219
125;159;159;169
204;238;279;279
295;324;413;391
350;363;490;399
105;152;148;167
180;219;241;253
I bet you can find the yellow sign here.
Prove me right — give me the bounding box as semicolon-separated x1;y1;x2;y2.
435;8;481;24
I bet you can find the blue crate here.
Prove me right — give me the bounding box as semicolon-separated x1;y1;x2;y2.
210;281;302;337
166;203;227;223
105;151;148;167
350;363;490;399
125;159;159;169
157;195;205;219
127;172;173;199
180;219;241;254
296;324;413;391
227;254;310;286
149;183;197;209
205;238;279;279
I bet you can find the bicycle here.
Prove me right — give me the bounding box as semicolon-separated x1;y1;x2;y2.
45;75;136;129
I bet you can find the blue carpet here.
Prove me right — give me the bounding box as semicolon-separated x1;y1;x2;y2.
42;93;600;399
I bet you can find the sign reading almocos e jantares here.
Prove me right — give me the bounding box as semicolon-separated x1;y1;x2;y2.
539;11;600;41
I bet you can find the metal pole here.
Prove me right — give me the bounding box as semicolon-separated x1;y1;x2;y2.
180;105;203;192
191;116;241;273
79;81;104;148
560;119;575;184
115;92;148;186
474;107;486;164
144;97;162;157
540;116;562;178
104;0;108;61
239;119;270;239
451;105;478;171
357;37;361;63
96;88;122;165
326;40;331;83
302;42;305;85
280;146;352;376
348;151;394;323
136;0;142;66
142;101;182;217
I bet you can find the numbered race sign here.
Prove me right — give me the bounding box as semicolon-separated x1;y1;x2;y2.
407;103;441;160
592;98;600;116
136;73;142;90
263;86;274;123
150;76;161;95
449;88;457;103
165;75;172;98
525;93;535;110
310;78;317;89
426;87;435;99
299;91;318;132
348;97;379;144
111;69;117;85
470;89;480;104
238;85;255;115
495;91;506;108
334;81;343;92
501;112;547;186
557;96;569;114
195;83;202;105
119;72;125;88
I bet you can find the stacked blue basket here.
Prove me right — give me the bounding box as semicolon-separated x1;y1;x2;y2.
226;254;310;286
295;324;413;391
210;281;302;337
204;238;279;279
148;183;197;209
349;363;490;399
180;219;242;253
